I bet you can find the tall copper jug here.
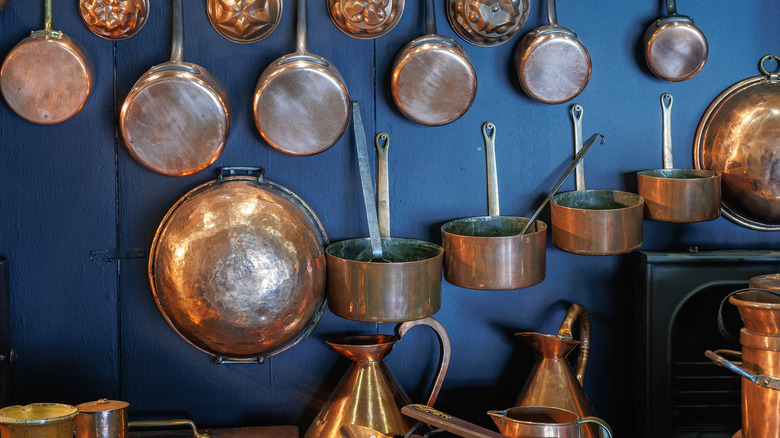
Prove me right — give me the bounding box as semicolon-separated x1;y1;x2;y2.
515;304;599;438
305;317;450;438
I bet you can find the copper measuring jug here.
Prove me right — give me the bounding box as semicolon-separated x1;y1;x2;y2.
487;406;613;438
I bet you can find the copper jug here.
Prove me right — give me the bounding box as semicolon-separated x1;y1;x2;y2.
305;317;450;438
515;304;599;438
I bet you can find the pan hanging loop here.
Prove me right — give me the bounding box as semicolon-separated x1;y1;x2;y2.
759;54;780;79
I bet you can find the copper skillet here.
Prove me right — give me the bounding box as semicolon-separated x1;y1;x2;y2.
253;0;350;156
328;0;405;39
514;0;590;105
391;0;477;126
0;0;93;125
206;0;283;43
120;0;231;177
79;0;149;40
446;0;530;46
643;0;707;82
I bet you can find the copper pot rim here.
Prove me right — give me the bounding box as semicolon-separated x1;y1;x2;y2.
0;404;79;423
637;168;720;181
550;189;644;211
440;215;547;239
325;237;443;265
730;291;780;310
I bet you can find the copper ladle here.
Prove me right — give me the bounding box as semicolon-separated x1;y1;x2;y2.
79;0;149;40
207;0;283;43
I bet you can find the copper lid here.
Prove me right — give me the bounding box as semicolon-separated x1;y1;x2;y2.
75;399;129;413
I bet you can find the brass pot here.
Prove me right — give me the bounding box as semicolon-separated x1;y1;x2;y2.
0;403;78;438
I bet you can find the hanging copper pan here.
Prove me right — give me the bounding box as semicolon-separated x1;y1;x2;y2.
327;0;404;39
445;0;529;46
149;167;328;363
643;0;707;82
120;0;231;177
694;55;780;231
206;0;283;43
0;0;93;125
79;0;149;40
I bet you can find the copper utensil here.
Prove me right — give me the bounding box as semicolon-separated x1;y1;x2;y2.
487;406;613;438
637;93;721;222
207;0;283;43
79;0;149;40
643;0;707;82
76;400;211;438
514;0;590;104
0;404;79;438
445;0;529;46
694;55;780;231
0;0;94;125
120;0;231;177
253;0;350;155
391;0;476;126
327;0;404;39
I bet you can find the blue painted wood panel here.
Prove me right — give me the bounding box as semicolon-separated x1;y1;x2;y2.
0;0;779;435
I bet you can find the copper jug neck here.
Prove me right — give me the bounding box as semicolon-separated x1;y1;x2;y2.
326;334;398;362
516;332;579;359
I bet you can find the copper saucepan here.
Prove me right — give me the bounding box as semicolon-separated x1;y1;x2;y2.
253;0;350;155
514;0;590;105
207;0;283;43
445;0;530;46
637;93;720;222
120;0;231;177
643;0;707;82
0;0;94;125
391;0;477;126
326;102;443;322
551;105;643;255
327;0;404;39
79;0;149;40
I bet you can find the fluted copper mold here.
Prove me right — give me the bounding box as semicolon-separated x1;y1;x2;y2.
207;0;283;44
446;0;529;46
79;0;149;40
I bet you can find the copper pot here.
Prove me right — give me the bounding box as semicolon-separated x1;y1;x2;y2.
0;404;78;438
0;0;93;125
120;0;231;177
445;0;529;46
637;93;720;222
149;167;328;362
643;0;707;82
327;0;404;39
79;0;149;40
207;0;283;43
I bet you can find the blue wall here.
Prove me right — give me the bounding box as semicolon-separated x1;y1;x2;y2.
1;0;779;434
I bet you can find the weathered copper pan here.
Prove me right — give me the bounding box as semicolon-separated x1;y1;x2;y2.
637;93;720;222
79;0;149;40
643;0;707;82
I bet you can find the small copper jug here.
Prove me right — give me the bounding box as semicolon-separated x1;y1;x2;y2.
305;317;450;438
515;304;599;438
488;406;612;438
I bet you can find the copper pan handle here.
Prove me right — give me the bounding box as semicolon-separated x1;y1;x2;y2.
129;419;210;438
395;317;451;406
546;0;558;26
296;0;308;53
483;122;499;217
558;304;591;386
376;133;390;238
705;349;780;391
571;104;585;191
665;0;678;16
424;0;436;35
170;0;183;63
661;93;673;169
32;0;62;37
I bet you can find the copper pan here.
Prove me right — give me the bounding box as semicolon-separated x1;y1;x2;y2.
391;0;476;126
326;103;442;323
0;0;94;125
637;93;720;222
327;0;404;39
207;0;283;43
79;0;149;40
445;0;529;46
120;0;231;177
514;0;590;105
551;105;643;255
643;0;707;82
253;0;350;155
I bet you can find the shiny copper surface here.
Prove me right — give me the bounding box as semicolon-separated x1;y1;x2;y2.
79;0;149;40
694;55;780;231
75;399;128;438
207;0;282;44
149;170;328;360
305;318;451;438
327;0;404;39
488;407;613;438
643;0;707;82
729;278;780;335
446;0;529;46
0;404;78;438
740;329;780;438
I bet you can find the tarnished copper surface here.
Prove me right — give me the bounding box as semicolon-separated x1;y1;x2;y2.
740;329;780;438
446;0;529;46
79;0;149;40
75;399;128;438
0;404;79;438
643;0;707;82
695;55;780;231
728;278;780;335
207;0;282;44
488;407;613;438
327;0;404;39
149;170;328;360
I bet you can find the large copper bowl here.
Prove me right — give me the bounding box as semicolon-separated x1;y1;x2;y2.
695;55;780;231
149;167;328;362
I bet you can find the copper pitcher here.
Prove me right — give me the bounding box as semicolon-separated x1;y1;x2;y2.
488;406;612;438
515;304;599;438
305;317;450;438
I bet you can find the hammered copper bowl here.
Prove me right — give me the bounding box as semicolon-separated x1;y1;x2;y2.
149;169;328;361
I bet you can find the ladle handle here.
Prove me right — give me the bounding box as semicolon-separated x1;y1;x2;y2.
395;317;451;407
170;0;184;63
483;122;499;217
425;0;436;35
571;104;585;191
296;0;308;53
546;0;558;26
376;133;390;238
558;304;591;386
661;93;673;170
352;102;383;261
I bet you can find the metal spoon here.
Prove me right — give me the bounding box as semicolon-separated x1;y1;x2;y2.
352;101;385;263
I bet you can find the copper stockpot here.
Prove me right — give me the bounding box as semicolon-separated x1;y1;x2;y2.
0;403;78;438
327;0;404;39
441;122;546;290
120;0;231;177
79;0;149;40
253;0;349;156
149;167;328;363
551;105;643;255
0;0;93;125
643;0;707;82
207;0;283;43
445;0;529;46
391;0;476;126
637;93;720;222
514;0;590;105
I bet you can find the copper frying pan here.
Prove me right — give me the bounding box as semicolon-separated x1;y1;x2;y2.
0;0;94;125
206;0;283;43
120;0;231;177
79;0;149;40
643;0;707;82
253;0;350;156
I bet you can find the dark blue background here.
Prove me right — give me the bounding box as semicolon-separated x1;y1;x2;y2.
0;0;779;435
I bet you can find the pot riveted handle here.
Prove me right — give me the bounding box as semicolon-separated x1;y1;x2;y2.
705;349;780;391
576;416;614;438
483;122;499;217
129;419;210;438
571;104;586;192
31;0;62;38
661;93;674;169
395;317;451;407
376;133;390;238
717;287;780;345
557;303;591;386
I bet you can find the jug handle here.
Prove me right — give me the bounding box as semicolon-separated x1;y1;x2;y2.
395;317;451;406
576;416;613;438
557;304;591;386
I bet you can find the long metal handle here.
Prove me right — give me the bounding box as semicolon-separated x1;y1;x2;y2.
577;417;614;438
558;304;592;386
402;405;507;438
705;350;780;391
483;122;499;217
296;0;308;53
571;104;585;191
170;0;184;62
395;317;451;407
352;102;383;261
129;420;210;438
376;133;390;238
43;0;52;30
665;0;678;16
425;0;436;35
661;93;674;169
546;0;558;26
